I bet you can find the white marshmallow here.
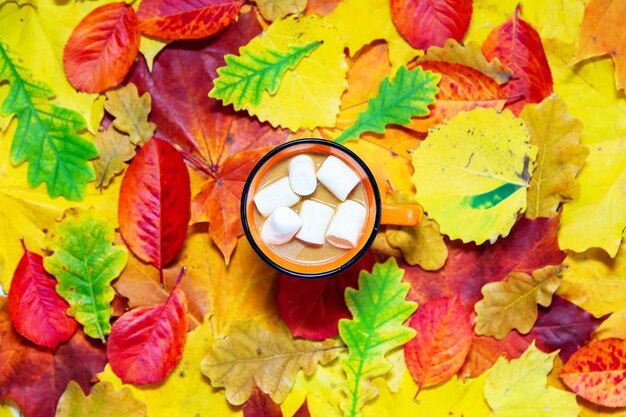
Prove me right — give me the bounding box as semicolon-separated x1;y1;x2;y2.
261;207;303;245
289;154;317;196
295;200;335;246
254;177;300;217
326;200;367;249
316;156;361;201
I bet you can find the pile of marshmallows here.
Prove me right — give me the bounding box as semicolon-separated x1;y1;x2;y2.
254;154;367;250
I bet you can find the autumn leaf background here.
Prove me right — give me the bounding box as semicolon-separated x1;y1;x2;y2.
1;0;626;416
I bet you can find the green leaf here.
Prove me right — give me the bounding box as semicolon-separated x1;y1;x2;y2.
209;40;321;108
44;210;128;341
334;66;440;144
0;41;97;201
338;258;417;417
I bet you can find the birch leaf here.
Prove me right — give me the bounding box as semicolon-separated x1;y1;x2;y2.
104;84;156;146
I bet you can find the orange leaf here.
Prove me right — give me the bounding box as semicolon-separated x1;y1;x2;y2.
560;338;626;408
137;0;244;40
407;60;507;132
404;296;472;391
574;0;626;90
63;2;140;93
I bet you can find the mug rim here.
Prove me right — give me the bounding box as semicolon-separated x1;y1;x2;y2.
241;138;382;279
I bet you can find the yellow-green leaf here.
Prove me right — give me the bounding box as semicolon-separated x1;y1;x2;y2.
93;127;136;190
411;108;537;244
103;84;156;146
55;381;147;417
559;138;626;257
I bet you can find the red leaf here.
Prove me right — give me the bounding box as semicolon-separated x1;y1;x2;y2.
118;137;191;279
530;296;608;363
107;270;189;384
0;298;106;417
8;240;77;349
137;0;244;40
390;0;472;49
560;338;626;407
293;399;311;417
243;386;283;417
408;61;507;132
277;251;375;340
482;7;553;115
404;296;472;390
126;11;290;262
63;2;140;93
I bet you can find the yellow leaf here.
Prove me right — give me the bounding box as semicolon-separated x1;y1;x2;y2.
411;108;537;244
413;374;490;417
0;404;14;417
139;36;169;72
416;39;511;84
0;123;120;291
200;320;343;405
558;245;626;318
252;0;307;21
98;319;238;417
475;265;563;339
325;0;420;70
93;127;136;190
485;343;580;417
559;138;626;257
104;84;156;146
56;381;147;417
237;14;347;131
520;97;588;219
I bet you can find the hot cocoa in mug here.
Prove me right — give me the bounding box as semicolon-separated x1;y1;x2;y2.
241;138;422;279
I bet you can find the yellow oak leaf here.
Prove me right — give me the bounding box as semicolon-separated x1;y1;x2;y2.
200;320;343;405
558;245;626;318
520;97;588;218
93;127;136;190
104;84;156;146
416;39;512;84
485;343;580;417
98;318;238;417
234;14;347;131
252;0;307;21
325;0;420;70
411;108;537;244
559;138;626;257
56;381;147;417
475;265;563;339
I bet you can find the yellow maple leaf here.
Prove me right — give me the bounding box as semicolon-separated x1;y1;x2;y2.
520;97;588;219
485;343;580;417
411;108;537;244
56;381;147;417
475;265;563;339
559;138;626;257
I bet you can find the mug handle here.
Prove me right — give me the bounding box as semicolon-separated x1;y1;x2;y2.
380;204;422;226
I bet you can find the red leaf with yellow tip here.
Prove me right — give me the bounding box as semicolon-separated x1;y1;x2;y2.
560;338;626;407
404;296;472;391
390;0;472;50
137;0;244;40
107;269;189;385
482;7;553;115
118;137;191;284
8;240;77;350
63;2;140;93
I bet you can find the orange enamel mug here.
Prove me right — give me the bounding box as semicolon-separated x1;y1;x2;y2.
241;138;422;279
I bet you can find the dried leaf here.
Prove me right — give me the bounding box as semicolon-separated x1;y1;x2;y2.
63;3;140;93
411;108;537;244
521;96;588;218
252;0;307;21
561;338;626;408
55;381;147;417
201;320;342;405
474;265;563;339
93;127;136;190
104;83;156;146
339;258;417;417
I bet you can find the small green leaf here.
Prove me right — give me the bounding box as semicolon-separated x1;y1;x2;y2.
334;66;440;144
338;258;417;417
210;40;321;108
44;210;128;341
0;42;98;201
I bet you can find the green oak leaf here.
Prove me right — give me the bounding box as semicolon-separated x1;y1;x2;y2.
338;258;417;417
0;42;97;201
334;65;440;144
210;40;321;108
44;210;128;341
